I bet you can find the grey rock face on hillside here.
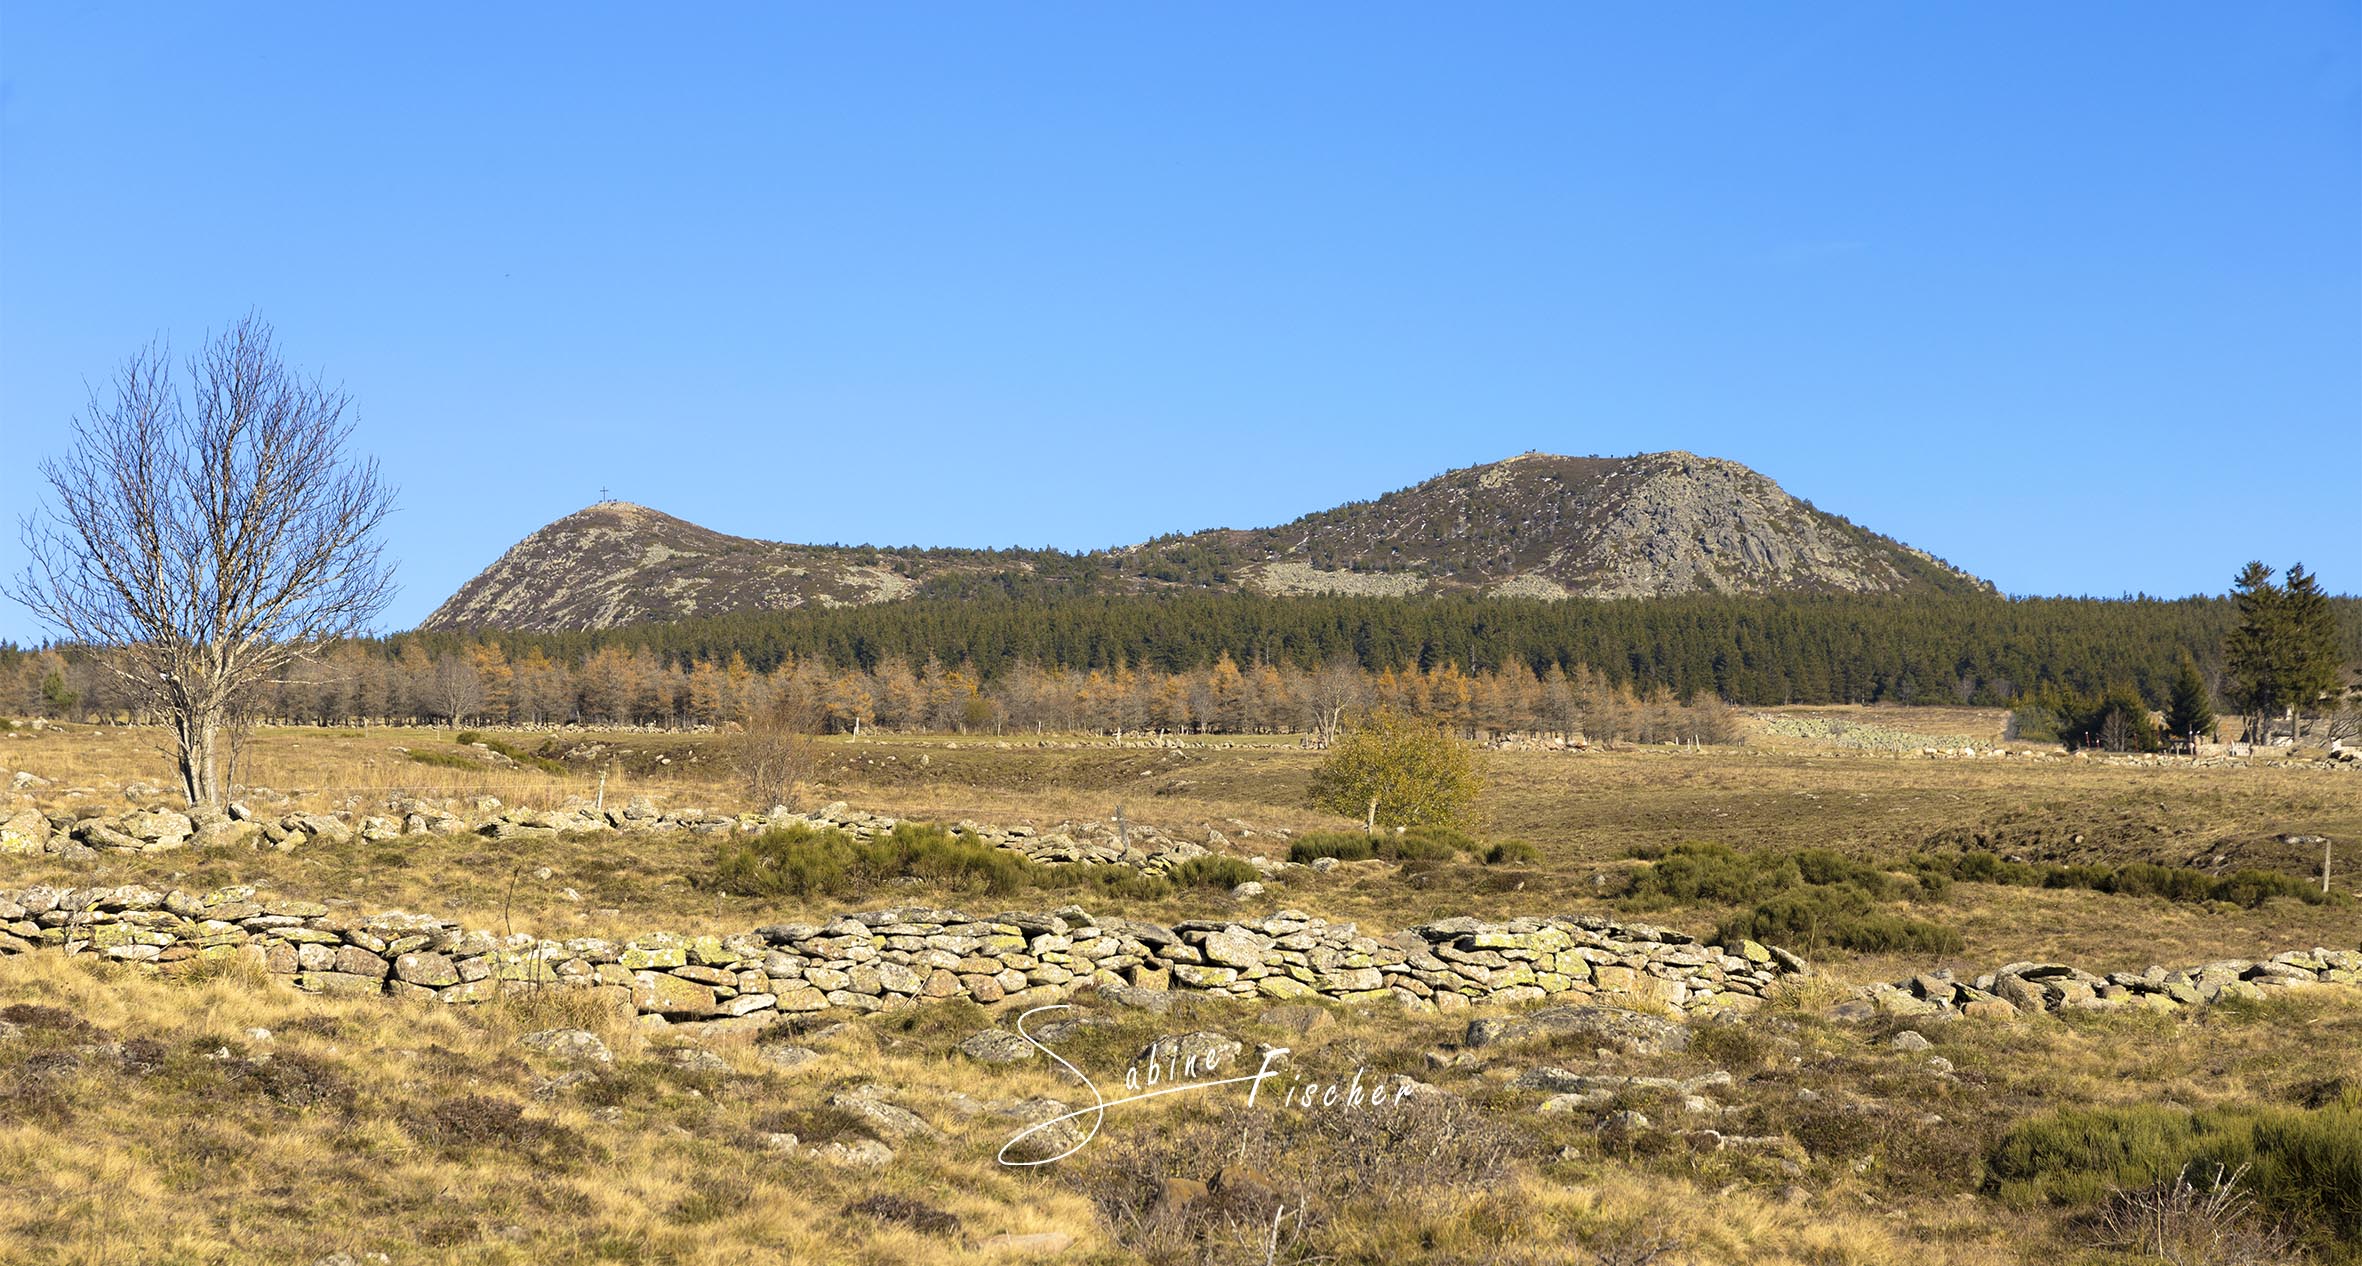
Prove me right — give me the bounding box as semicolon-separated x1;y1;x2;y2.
419;451;1988;631
1219;451;1985;600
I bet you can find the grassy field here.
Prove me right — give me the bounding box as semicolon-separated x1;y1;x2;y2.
2;710;2357;1264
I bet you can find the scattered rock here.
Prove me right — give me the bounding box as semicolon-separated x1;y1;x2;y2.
1095;984;1174;1012
1465;1005;1689;1056
987;1096;1088;1161
521;1029;613;1065
656;1047;732;1076
959;1029;1037;1064
829;1090;938;1141
757;1044;822;1074
1140;1030;1244;1074
810;1137;895;1167
533;1070;599;1099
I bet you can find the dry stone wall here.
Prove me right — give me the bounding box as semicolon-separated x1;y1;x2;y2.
0;885;1802;1028
10;880;2351;1032
0;791;1217;873
1865;949;2362;1019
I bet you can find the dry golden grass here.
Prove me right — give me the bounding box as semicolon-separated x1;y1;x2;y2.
3;714;2358;1263
0;722;704;813
4;717;2355;964
9;718;2353;873
6;944;2355;1264
0;950;1111;1265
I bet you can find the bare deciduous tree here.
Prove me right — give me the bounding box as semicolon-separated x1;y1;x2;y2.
737;685;823;810
1304;657;1367;748
9;315;397;808
430;653;487;728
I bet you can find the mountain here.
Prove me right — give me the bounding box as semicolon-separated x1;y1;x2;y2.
418;451;1991;631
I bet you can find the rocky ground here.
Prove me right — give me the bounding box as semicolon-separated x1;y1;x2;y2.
4;936;2355;1265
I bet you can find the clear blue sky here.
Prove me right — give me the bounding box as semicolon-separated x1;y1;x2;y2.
3;5;2356;638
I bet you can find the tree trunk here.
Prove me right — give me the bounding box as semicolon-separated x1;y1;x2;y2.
175;708;225;808
174;713;200;806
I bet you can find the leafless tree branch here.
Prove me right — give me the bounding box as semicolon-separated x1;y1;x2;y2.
7;313;397;806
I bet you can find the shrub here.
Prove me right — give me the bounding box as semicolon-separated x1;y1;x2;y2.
712;824;851;897
2200;869;2323;908
843;1194;961;1235
403;1093;586;1162
883;825;1030;894
1483;839;1540;866
1988;1100;2362;1257
713;822;1162;900
1935;850;2041;886
405;749;480;771
2092;1164;2292;1264
1625;842;1896;906
1289;832;1377;864
711;822;1021;898
1167;856;1262;889
1914;851;2332;908
223;1048;349;1105
1287;827;1481;864
1715;886;1963;955
0;1004;93;1033
1389;825;1475;861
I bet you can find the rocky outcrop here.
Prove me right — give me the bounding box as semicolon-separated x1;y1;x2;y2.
420;502;938;631
0;887;1804;1025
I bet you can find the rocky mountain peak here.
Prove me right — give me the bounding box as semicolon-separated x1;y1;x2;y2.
419;453;1987;631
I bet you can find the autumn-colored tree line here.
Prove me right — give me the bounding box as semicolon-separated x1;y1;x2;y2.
8;590;2354;739
397;592;2361;711
0;640;1738;742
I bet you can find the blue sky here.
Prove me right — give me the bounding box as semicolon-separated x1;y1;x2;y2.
2;4;2356;638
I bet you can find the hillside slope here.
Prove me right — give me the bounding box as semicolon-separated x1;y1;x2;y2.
420;451;1988;631
1196;451;1982;600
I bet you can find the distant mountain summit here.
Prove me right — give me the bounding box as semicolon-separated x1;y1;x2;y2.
419;452;1989;631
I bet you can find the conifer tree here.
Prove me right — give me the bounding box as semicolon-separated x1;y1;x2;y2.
2280;564;2344;740
2224;561;2286;741
2164;651;2214;745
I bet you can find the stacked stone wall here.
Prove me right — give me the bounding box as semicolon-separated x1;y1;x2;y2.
0;885;1802;1027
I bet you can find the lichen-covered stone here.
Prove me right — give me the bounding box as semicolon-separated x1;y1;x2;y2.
633;970;719;1017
